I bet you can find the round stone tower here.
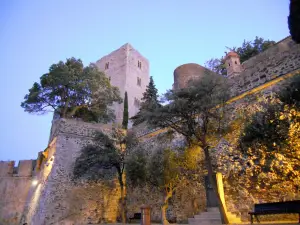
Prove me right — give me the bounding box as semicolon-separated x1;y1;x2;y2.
173;63;216;90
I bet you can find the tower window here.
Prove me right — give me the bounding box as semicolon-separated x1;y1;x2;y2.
228;63;231;67
137;77;141;86
235;61;237;64
105;62;109;70
138;60;142;69
109;76;111;81
134;98;140;108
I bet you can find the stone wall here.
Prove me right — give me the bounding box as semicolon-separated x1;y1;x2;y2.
212;87;300;223
126;131;207;223
230;36;300;96
28;119;121;225
0;160;35;224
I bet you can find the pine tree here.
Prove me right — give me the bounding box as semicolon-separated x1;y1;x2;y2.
288;0;300;43
131;76;160;126
122;91;128;129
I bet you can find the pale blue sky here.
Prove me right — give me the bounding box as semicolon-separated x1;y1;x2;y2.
0;0;289;161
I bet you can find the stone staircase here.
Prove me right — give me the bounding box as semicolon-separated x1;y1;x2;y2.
188;207;242;225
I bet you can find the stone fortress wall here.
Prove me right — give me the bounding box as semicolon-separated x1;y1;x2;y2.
96;43;150;126
0;36;300;224
0;160;36;224
0;119;123;225
229;36;300;96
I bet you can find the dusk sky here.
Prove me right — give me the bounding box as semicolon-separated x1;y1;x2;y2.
0;0;290;161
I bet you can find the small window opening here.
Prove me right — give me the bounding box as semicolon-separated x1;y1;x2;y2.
235;61;237;64
138;60;142;69
105;62;109;70
137;77;141;86
134;98;140;108
109;77;111;81
228;63;231;67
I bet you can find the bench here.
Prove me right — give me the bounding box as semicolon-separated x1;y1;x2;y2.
129;213;141;223
249;200;300;224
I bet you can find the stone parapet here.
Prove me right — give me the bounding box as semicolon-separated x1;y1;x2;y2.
230;36;300;96
0;160;36;177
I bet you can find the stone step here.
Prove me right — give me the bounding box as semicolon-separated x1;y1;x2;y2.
207;207;219;212
194;215;221;220
188;217;222;225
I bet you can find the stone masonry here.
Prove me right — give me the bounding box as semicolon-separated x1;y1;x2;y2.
96;43;150;127
0;36;300;224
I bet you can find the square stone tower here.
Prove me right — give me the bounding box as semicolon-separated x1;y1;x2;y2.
96;43;150;127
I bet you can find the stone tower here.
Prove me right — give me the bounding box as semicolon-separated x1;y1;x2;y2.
96;43;150;127
173;63;219;90
225;51;242;78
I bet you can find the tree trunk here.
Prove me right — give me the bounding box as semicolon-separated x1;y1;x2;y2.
161;188;172;225
120;183;126;224
203;146;229;224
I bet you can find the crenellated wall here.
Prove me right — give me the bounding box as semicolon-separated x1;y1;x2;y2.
1;36;300;225
0;160;36;224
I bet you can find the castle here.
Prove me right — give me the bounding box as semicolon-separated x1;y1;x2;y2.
0;36;299;225
95;43;150;126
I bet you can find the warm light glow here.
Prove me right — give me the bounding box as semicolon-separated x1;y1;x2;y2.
32;179;38;186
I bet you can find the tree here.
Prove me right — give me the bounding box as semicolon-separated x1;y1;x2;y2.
73;129;128;224
21;57;122;122
142;74;231;224
231;37;275;63
122;91;129;129
205;37;276;76
237;74;300;195
288;0;300;43
127;144;199;225
131;76;160;126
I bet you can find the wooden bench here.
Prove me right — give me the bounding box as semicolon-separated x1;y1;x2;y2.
249;200;300;224
128;213;141;223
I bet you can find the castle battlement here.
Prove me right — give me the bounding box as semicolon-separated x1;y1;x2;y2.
0;159;36;177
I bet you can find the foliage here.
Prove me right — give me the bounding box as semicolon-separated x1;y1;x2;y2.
205;37;276;76
73;128;127;223
122;91;129;129
131;76;161;126
277;73;300;107
73;129;126;180
21;57;122;122
233;74;300;194
288;0;300;43
126;143;201;225
140;74;231;223
125;148;147;186
145;74;230;146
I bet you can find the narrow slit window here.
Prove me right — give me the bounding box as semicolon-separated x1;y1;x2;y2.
105;62;109;70
137;77;141;86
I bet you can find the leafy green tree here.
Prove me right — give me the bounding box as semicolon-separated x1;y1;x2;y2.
231;37;276;63
142;74;231;224
21;57;122;122
73;129;128;224
122;91;129;129
288;0;300;43
127;145;199;225
205;37;276;76
237;73;300;191
131;76;160;126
